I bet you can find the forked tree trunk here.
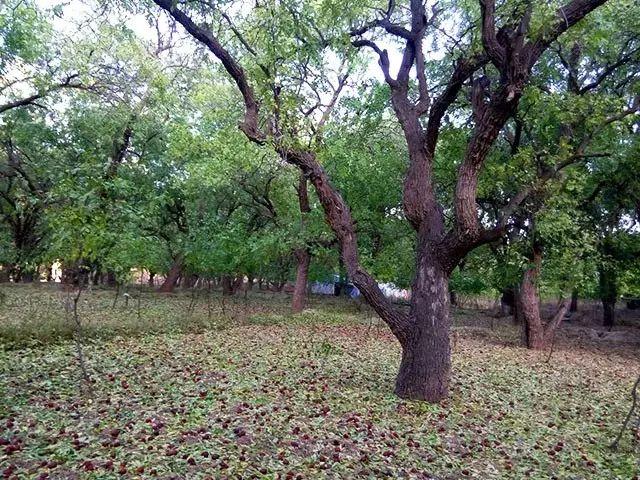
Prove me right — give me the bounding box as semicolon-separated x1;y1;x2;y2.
292;248;311;313
158;256;183;293
518;245;569;349
395;254;451;402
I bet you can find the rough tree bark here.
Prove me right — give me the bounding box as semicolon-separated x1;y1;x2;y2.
396;252;451;400
518;246;546;349
292;174;311;313
158;255;183;293
152;0;608;401
292;248;310;313
518;244;570;349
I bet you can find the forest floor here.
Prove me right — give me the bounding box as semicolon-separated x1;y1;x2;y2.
0;284;639;479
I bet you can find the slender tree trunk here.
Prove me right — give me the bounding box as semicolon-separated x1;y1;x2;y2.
518;245;570;349
148;271;155;287
221;275;234;296
518;246;547;350
599;265;617;329
570;289;578;313
602;299;616;328
394;250;451;402
292;248;311;313
292;174;312;313
158;256;183;293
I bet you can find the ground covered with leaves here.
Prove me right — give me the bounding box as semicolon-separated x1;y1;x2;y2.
1;286;639;479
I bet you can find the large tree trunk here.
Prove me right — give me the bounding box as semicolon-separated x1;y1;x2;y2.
395;251;451;402
158;256;183;293
599;265;617;329
292;248;311;313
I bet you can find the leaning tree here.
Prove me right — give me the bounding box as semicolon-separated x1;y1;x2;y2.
148;0;612;401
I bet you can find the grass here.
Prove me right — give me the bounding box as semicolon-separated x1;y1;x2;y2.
0;284;639;479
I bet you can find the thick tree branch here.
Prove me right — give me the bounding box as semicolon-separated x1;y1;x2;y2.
425;55;488;156
479;0;506;68
152;0;265;142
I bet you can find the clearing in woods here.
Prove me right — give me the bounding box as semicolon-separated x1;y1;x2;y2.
0;285;639;479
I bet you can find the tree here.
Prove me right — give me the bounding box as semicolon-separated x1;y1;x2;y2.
476;0;640;346
581;142;640;328
148;0;610;401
